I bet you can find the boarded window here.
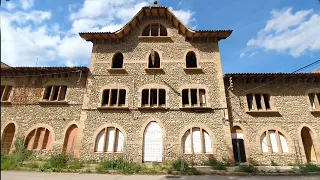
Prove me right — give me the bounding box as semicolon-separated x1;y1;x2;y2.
261;130;289;153
25;127;52;150
94;127;124;153
183;128;212;154
186;51;197;68
112;52;124;68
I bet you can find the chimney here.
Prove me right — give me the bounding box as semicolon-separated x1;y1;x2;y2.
154;0;158;7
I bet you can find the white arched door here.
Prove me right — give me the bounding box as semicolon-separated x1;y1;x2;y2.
143;122;163;162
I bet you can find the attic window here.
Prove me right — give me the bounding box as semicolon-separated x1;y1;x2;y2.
1;85;12;102
112;52;124;68
142;24;167;36
43;86;67;101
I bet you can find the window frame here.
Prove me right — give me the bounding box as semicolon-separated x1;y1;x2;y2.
245;93;274;112
25;127;52;150
181;88;208;108
1;85;13;102
260;130;289;153
182;127;212;154
308;93;320;111
141;23;168;37
94;127;125;153
111;52;124;69
42;85;68;102
100;88;127;108
140;88;167;108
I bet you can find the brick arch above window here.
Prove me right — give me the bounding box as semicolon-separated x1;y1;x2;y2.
92;124;127;153
24;124;55;150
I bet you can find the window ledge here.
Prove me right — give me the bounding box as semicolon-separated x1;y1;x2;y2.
1;101;12;105
311;110;320;114
246;110;279;114
180;107;212;110
107;68;127;74
138;106;168;110
38;101;68;105
138;36;172;42
97;106;129;110
144;68;164;73
93;152;123;154
183;68;203;73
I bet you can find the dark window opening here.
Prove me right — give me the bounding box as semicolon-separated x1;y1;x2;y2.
186;51;197;68
118;90;126;105
102;89;110;106
150;89;158;106
142;24;167;36
317;94;320;105
142;25;150;36
160;25;167;36
148;51;160;68
246;94;253;110
190;89;198;106
112;53;124;68
43;86;52;100
52;86;59;100
199;89;206;106
110;89;118;106
151;24;158;36
142;89;149;106
182;89;189;106
1;85;12;101
263;94;270;109
159;89;166;106
59;86;67;100
255;94;262;109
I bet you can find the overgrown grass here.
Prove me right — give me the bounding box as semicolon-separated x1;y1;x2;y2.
96;158;141;174
39;154;84;172
301;163;320;173
270;160;279;166
236;164;259;174
208;157;227;170
170;158;200;175
1;137;32;170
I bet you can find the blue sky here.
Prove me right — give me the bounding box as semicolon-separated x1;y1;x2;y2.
1;0;320;73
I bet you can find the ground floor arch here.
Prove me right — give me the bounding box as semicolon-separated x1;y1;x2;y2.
1;123;16;153
231;126;246;163
143;121;163;162
62;124;78;154
301;127;317;163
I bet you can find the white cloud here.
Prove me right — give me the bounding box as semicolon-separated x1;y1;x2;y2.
169;7;195;26
247;8;320;57
4;2;17;10
1;0;196;67
20;0;35;10
240;52;245;58
249;52;258;57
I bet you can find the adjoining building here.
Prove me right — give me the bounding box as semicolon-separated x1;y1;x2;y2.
1;2;319;165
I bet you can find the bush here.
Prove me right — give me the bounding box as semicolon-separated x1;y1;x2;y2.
42;154;68;170
302;163;320;173
237;164;259;174
171;158;189;172
25;161;40;169
208;157;227;170
96;158;141;174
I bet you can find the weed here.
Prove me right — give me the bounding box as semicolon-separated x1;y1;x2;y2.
301;163;320;173
270;160;279;166
25;161;40;169
208;157;227;170
237;164;259;174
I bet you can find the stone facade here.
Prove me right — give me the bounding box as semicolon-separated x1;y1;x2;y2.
1;5;320;166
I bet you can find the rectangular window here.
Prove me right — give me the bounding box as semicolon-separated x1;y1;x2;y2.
309;93;320;110
247;93;272;111
263;94;270;109
101;89;126;107
1;85;13;101
246;94;253;110
43;86;67;101
141;88;166;107
255;94;262;110
182;88;207;107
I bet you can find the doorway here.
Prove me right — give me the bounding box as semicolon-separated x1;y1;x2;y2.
231;126;246;163
62;124;78;154
1;123;16;153
143;122;163;162
301;127;316;163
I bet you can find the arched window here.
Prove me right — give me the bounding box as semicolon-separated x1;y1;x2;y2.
261;130;289;153
112;52;124;68
183;127;212;154
186;51;197;68
25;127;52;150
142;24;167;36
95;127;124;152
148;51;160;68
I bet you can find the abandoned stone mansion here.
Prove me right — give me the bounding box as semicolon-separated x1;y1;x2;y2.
1;4;320;166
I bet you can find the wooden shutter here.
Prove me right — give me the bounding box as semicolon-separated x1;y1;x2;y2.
261;133;268;152
203;131;212;153
280;134;289;153
269;130;279;152
192;128;201;153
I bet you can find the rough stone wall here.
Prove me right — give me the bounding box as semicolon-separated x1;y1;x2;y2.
226;79;320;165
79;18;232;164
1;74;87;159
